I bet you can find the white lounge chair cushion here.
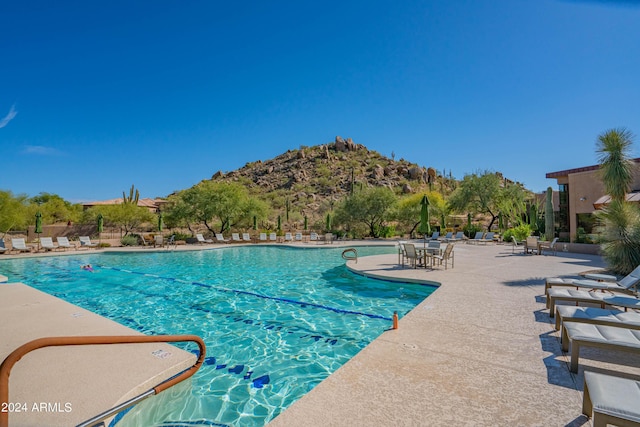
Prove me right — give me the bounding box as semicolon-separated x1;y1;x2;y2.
584;371;640;423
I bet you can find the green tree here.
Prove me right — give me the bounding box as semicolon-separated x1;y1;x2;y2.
170;181;266;233
85;203;154;236
0;190;29;235
448;172;502;230
595;128;640;274
396;192;448;236
29;192;82;224
334;187;396;237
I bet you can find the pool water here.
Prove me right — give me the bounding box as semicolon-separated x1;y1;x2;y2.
0;246;436;426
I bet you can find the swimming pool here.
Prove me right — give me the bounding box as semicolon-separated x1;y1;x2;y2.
0;246;437;426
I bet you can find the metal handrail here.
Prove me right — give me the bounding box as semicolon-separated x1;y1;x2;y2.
0;334;206;427
341;248;358;263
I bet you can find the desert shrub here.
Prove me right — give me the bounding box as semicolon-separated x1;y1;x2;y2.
121;235;139;246
502;229;514;242
462;223;482;238
505;224;532;241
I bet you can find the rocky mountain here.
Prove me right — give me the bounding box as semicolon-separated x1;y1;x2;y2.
205;136;454;225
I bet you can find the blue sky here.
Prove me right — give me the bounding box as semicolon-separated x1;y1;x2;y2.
2;0;639;202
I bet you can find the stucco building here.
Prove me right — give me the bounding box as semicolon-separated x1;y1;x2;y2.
546;158;640;242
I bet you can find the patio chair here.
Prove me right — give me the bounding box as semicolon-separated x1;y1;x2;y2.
0;238;7;253
561;321;640;373
79;236;99;248
545;265;640;295
11;238;32;253
196;233;213;244
538;237;559;255
403;243;420;269
547;288;640;318
242;233;252;242
324;233;333;244
40;237;59;251
215;233;230;243
511;236;524;253
524;236;539;254
431;243;455;269
56;236;75;250
582;371;640;426
154;235;164;248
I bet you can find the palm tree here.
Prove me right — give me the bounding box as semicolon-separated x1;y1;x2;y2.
595;128;640;274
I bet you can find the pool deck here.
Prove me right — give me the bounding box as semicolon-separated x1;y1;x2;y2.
268;242;640;426
2;241;640;426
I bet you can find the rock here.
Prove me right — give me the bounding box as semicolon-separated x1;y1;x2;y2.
408;166;424;180
427;167;437;182
212;170;224;179
402;183;413;193
297;150;305;159
345;137;357;151
335;136;347;152
371;164;385;180
267;166;274;174
384;166;395;176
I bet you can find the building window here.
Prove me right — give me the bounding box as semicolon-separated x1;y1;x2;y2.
558;184;569;233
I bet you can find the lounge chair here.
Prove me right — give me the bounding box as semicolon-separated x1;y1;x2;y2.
546;265;640;295
196;233;213;244
154;235;164;248
430;231;440;240
324;233;333;244
538;237;559;255
259;232;267;242
11;238;32;253
79;236;98;248
231;233;242;242
555;306;640;335
56;236;75;250
440;232;453;241
547;288;640;318
0;238;7;253
467;231;484;244
309;232;318;243
294;232;303;242
284;232;292;242
39;237;59;251
582;371;640;426
430;243;454;269
448;231;464;242
215;233;230;243
479;232;494;244
242;233;252;242
269;233;277;242
561;321;640;373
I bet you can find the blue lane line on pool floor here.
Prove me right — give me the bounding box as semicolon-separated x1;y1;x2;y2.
100;265;392;321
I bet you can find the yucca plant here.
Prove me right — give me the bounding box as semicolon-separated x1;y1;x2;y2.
595;128;640;275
